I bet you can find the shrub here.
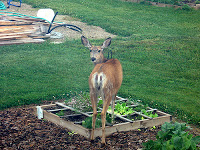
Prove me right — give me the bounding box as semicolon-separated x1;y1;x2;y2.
143;122;200;150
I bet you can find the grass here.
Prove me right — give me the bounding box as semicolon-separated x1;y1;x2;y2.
1;0;200;125
0;41;91;108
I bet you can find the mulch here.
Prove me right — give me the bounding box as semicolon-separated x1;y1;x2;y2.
0;103;160;150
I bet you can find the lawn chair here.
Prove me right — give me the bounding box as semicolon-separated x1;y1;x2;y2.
7;0;22;8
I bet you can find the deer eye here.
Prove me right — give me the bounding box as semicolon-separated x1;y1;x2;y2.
90;50;92;52
98;50;101;53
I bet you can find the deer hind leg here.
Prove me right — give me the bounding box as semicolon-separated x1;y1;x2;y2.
90;90;98;141
111;94;116;124
101;94;112;144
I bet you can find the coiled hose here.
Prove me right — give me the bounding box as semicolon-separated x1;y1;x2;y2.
0;1;6;10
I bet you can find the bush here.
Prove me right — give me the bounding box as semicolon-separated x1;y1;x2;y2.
143;122;200;150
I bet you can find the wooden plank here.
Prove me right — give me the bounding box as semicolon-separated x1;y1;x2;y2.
40;108;91;139
12;16;47;22
0;39;45;46
0;14;51;45
0;20;33;26
0;25;36;33
0;35;27;41
0;15;46;23
47;108;69;112
0;31;33;37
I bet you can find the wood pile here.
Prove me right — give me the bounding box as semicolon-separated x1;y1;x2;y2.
0;14;58;46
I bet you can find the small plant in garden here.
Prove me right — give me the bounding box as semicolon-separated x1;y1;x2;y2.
151;126;156;130
134;104;149;112
196;0;200;4
82;113;112;129
143;122;200;150
68;131;77;136
97;99;103;108
82;116;101;129
141;109;158;118
108;102;135;116
56;110;65;116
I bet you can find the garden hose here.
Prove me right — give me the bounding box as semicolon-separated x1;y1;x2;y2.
47;12;82;34
0;1;6;10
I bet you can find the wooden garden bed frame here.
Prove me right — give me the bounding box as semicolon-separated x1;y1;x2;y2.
32;96;172;139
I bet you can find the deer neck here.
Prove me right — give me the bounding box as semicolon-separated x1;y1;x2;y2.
93;57;108;66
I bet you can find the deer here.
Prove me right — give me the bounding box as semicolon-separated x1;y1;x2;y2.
81;36;123;144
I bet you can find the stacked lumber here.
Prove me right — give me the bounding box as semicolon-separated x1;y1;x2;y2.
0;14;54;45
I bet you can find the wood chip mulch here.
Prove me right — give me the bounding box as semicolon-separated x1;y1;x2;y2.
0;104;160;150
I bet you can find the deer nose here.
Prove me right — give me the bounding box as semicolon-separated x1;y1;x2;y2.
91;57;96;61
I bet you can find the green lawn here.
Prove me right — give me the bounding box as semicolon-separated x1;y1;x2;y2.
0;0;200;125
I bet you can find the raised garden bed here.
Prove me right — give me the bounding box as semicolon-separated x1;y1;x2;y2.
33;96;172;139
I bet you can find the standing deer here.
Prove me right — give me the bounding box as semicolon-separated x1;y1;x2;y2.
81;36;123;144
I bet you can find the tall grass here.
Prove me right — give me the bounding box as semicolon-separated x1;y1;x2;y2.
1;0;200;125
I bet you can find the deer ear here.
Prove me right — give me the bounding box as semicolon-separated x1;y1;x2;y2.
81;36;92;48
101;37;111;49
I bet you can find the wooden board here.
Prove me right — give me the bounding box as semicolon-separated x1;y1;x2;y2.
32;97;172;139
0;39;45;45
0;14;53;45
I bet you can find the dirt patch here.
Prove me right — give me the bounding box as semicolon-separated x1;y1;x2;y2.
1;1;116;43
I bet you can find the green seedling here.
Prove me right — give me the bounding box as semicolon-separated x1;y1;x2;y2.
141;109;158;118
151;126;156;130
68;131;77;136
56;110;65;116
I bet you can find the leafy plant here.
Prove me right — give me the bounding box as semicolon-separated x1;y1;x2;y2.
108;102;135;116
68;131;77;136
56;110;65;116
97;99;103;108
82;117;100;129
141;109;158;118
134;104;149;112
196;0;200;4
143;122;200;150
82;113;112;129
